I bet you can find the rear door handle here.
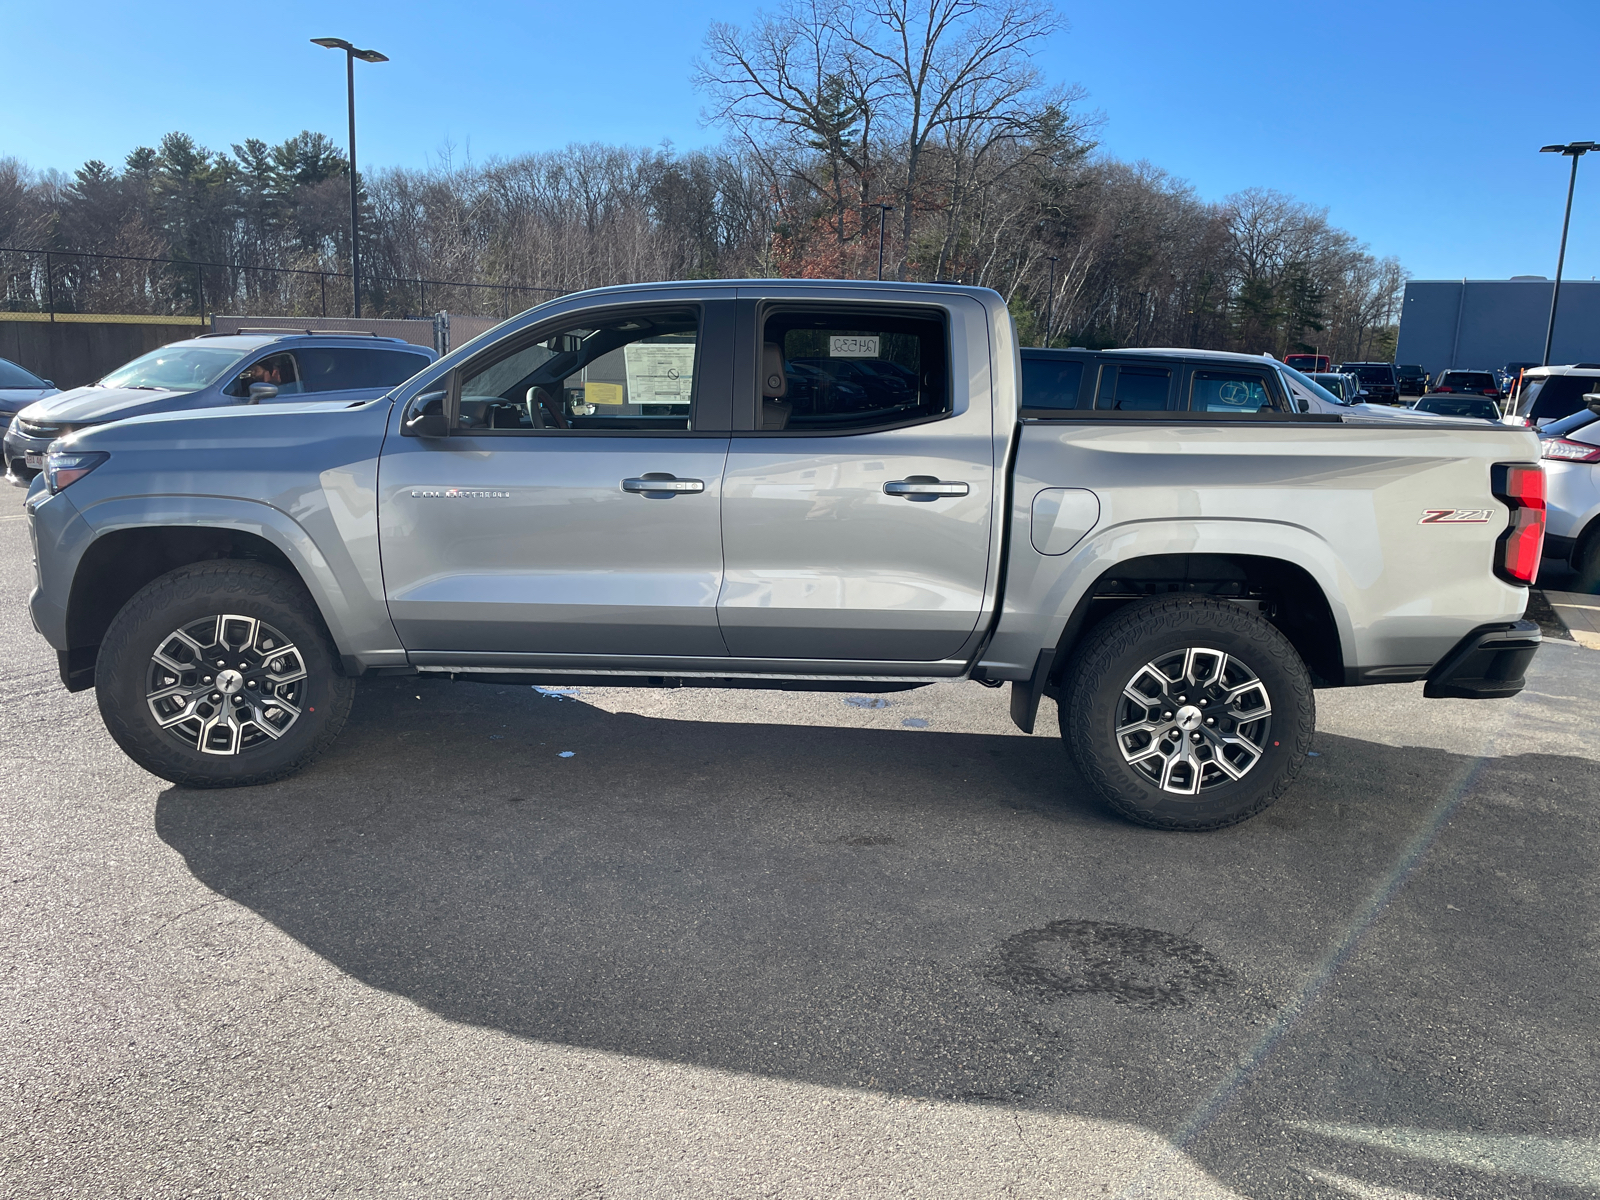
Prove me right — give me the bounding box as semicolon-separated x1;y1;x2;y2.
884;477;970;499
622;474;705;495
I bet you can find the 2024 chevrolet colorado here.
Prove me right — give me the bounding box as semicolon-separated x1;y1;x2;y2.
25;281;1546;829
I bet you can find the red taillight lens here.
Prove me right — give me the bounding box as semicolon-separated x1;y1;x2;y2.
1491;463;1545;585
1435;386;1454;393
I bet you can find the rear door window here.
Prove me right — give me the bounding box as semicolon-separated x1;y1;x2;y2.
1095;363;1173;411
299;347;432;393
762;308;950;432
1021;356;1086;410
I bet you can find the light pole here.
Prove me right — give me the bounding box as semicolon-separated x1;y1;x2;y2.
1538;140;1596;366
1044;256;1058;347
312;37;388;319
875;203;894;281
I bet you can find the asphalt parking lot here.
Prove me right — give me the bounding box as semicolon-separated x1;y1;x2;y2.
2;500;1598;1199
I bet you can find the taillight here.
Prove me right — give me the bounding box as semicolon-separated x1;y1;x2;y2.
1541;437;1600;463
1435;386;1454;393
1491;463;1545;585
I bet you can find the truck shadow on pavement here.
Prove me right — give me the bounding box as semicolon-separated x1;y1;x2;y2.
154;677;1600;1200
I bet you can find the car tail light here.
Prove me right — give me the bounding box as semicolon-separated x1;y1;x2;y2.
1541;437;1600;463
45;449;108;494
1491;463;1545;585
1435;386;1454;393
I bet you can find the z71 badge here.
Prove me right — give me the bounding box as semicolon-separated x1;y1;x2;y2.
1419;508;1491;524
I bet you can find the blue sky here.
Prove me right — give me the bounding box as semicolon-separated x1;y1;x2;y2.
5;0;1598;281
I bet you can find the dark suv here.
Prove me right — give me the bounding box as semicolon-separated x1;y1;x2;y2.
6;331;435;482
1395;364;1428;395
1018;347;1347;415
1431;369;1503;401
1340;362;1399;404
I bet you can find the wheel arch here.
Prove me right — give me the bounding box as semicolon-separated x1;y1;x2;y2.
61;510;357;691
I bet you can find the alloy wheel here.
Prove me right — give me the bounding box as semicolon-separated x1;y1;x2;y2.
1115;646;1272;794
145;614;307;755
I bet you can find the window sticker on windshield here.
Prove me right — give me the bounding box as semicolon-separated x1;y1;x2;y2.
829;335;880;357
584;381;624;406
623;343;694;405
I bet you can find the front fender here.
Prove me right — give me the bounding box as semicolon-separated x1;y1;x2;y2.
68;493;404;666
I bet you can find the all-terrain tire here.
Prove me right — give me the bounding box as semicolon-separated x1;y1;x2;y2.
1061;595;1315;830
95;560;355;788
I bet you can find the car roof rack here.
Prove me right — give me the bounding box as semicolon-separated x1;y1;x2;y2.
195;328;393;339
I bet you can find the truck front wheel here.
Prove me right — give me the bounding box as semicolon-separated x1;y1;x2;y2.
95;561;355;788
1061;595;1315;830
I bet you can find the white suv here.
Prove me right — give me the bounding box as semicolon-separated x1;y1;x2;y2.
1505;364;1600;428
1538;397;1600;588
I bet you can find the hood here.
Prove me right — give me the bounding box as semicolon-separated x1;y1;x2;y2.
0;387;58;413
16;384;236;426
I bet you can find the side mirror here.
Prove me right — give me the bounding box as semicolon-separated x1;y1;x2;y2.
1585;392;1600;415
401;390;450;438
247;383;278;404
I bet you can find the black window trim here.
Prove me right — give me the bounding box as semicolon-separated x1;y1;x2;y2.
438;300;727;439
737;299;956;437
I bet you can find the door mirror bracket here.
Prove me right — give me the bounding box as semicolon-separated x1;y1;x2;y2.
402;390;450;438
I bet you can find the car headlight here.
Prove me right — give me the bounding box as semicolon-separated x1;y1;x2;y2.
45;448;109;494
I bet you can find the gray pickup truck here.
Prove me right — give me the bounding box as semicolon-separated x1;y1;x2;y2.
24;281;1546;829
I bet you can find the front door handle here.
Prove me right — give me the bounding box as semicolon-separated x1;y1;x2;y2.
622;473;705;495
884;476;970;500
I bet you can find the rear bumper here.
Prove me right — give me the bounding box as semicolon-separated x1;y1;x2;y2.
1423;619;1541;700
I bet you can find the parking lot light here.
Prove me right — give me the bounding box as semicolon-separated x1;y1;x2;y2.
311;37;389;319
1538;141;1597;366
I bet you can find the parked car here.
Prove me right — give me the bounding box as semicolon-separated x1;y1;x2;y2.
1430;369;1503;400
1283;353;1331;374
1409;395;1501;422
0;357;59;437
1309;372;1361;404
25;280;1542;831
5;332;435;483
1339;362;1400;403
1536;399;1600;588
1503;364;1600;427
1394;364;1429;395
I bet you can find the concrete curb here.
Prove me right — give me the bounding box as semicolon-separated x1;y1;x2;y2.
1543;590;1600;650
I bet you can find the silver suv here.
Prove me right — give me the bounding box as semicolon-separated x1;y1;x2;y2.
6;332;435;482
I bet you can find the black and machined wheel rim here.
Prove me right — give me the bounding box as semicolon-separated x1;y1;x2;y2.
1115;646;1273;795
145;614;308;755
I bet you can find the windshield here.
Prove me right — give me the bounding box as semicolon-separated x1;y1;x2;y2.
99;345;248;392
0;359;48;388
1278;362;1348;406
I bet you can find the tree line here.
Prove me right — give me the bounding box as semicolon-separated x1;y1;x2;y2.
0;0;1402;359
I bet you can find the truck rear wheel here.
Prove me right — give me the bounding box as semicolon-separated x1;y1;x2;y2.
1061;595;1315;830
95;561;355;788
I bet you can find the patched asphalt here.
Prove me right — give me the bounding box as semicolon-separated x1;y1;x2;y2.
2;501;1597;1199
